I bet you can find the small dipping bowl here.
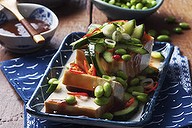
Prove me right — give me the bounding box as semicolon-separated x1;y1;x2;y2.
0;3;59;53
91;0;164;20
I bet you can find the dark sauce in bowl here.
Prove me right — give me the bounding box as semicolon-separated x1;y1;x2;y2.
0;18;50;36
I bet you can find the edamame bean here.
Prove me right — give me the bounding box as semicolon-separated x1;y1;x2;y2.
122;54;131;61
115;77;128;88
179;22;190;29
103;82;112;97
142;6;148;10
136;95;148;102
130;77;140;86
115;48;127;55
94;85;104;98
164;16;176;24
127;85;144;93
157;35;170;42
66;95;77;105
116;70;128;80
136;3;143;9
101;113;113;120
94;97;110;106
173;27;182;34
108;0;115;5
160;29;170;36
147;29;157;38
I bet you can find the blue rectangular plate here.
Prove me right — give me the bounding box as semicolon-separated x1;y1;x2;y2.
26;32;174;128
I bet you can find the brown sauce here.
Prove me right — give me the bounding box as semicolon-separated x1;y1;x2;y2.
0;18;50;36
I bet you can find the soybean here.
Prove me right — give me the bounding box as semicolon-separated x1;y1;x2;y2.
94;85;104;98
94;97;110;106
129;77;140;86
147;29;157;38
164;16;176;24
157;35;170;42
179;22;190;29
115;77;128;88
116;70;128;80
122;54;131;61
173;27;182;34
66;95;77;105
101;113;113;120
115;48;127;55
103;82;112;97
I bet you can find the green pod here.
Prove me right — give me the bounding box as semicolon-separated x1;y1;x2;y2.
94;97;110;106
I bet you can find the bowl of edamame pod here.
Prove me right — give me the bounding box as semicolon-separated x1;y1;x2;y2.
91;0;164;20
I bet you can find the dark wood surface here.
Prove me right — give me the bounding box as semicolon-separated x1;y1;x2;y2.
0;0;192;127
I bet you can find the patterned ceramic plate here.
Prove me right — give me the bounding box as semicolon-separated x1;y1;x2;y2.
26;32;174;128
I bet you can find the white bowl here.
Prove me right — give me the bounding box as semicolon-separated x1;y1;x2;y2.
0;3;59;53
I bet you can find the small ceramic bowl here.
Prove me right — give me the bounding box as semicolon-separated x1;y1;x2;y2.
91;0;164;20
0;3;59;53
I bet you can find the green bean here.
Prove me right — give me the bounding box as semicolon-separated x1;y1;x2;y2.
179;22;190;29
115;48;127;55
173;27;183;34
94;97;110;106
157;35;170;42
116;70;128;80
101;112;113;120
103;82;112;97
94;85;104;98
124;92;133;101
122;54;131;61
129;77;140;86
66;95;77;105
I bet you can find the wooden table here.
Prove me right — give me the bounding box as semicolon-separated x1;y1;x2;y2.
0;0;191;127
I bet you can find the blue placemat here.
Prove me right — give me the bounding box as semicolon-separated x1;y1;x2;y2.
1;46;192;128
